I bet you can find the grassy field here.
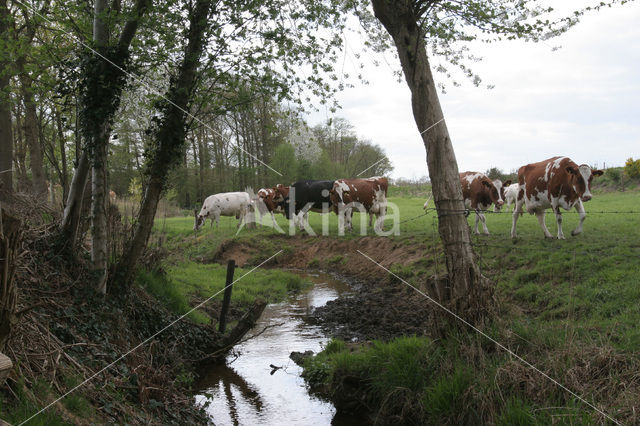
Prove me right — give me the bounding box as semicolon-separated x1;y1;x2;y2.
151;188;640;423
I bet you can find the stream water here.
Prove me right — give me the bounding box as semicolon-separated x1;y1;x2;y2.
194;271;361;425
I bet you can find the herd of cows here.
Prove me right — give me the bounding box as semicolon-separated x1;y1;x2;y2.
193;156;604;239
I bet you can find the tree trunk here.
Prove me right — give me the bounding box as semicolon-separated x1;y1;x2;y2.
371;0;491;321
20;79;48;195
61;150;90;247
56;108;69;201
0;209;21;351
112;0;213;289
0;0;13;194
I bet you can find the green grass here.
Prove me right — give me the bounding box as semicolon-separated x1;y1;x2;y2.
303;336;596;424
0;379;69;426
137;263;310;324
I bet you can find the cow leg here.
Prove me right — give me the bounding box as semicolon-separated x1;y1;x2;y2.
348;208;354;231
511;196;525;238
473;211;481;234
337;206;346;235
553;206;565;239
571;201;586;236
375;204;386;232
478;210;489;235
536;211;554;238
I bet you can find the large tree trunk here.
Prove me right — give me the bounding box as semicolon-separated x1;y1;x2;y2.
112;0;213;289
371;0;491;321
0;0;13;194
88;0;111;294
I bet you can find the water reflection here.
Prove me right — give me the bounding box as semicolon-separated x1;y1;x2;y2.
195;272;352;426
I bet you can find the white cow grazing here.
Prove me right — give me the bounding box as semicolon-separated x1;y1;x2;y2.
194;192;251;230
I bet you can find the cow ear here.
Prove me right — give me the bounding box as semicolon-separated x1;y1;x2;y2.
481;180;492;188
592;169;604;177
503;180;512;186
566;166;577;175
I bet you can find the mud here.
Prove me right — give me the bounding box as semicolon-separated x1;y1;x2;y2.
215;235;438;342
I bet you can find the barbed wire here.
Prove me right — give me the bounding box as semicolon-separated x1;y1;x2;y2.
423;207;640;215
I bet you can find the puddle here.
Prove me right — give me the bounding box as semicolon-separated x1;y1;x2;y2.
194;271;363;425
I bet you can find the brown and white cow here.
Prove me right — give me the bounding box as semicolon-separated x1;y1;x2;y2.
329;176;388;233
460;172;511;235
511;156;603;239
256;184;289;225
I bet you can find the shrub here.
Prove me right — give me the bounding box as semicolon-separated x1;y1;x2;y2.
624;158;640;179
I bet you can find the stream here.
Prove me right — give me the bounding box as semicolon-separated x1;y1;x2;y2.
194;271;363;425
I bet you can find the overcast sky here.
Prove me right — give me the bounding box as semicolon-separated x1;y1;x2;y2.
307;2;640;180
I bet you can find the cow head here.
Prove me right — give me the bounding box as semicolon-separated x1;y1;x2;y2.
482;178;504;208
566;165;603;202
275;184;289;200
329;181;350;213
194;209;206;231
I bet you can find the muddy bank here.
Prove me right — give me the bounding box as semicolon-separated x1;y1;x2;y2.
214;234;430;282
213;235;438;342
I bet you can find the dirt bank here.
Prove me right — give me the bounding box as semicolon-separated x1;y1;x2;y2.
214;234;430;281
213;234;438;342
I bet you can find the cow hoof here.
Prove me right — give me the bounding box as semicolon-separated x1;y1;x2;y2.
557;236;566;240
511;237;518;244
483;232;490;236
571;230;581;236
544;235;554;239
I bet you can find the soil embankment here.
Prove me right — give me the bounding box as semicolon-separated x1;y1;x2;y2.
213;234;438;342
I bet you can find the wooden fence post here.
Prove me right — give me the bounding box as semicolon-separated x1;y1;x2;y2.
218;259;235;333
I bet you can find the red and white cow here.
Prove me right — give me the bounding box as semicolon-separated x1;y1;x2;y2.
329;176;388;233
460;172;511;235
511;156;603;239
256;184;289;225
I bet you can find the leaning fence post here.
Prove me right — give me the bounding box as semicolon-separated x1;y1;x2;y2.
218;259;235;333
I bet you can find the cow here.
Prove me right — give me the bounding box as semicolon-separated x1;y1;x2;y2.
283;180;334;230
511;156;603;239
493;182;519;212
329;176;388;233
109;190;117;204
194;191;251;231
460;172;511;235
256;184;289;225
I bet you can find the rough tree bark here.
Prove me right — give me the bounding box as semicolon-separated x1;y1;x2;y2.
0;0;13;194
112;0;213;289
371;0;491;321
88;0;111;294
